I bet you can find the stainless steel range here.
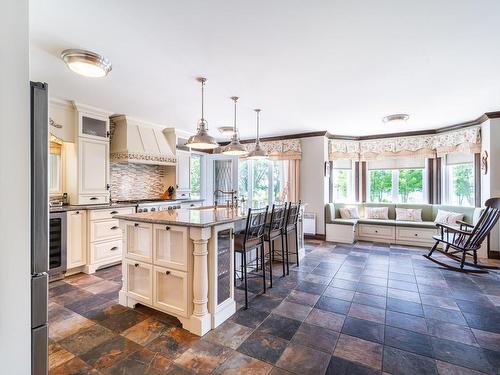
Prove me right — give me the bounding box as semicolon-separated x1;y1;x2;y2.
116;199;181;213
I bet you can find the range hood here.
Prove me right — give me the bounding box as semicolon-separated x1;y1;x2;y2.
110;115;177;165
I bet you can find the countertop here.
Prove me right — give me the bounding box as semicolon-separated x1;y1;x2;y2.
114;207;246;228
49;202;138;213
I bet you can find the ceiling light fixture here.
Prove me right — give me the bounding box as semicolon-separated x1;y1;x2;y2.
60;49;112;78
223;97;248;156
217;126;235;136
382;113;410;126
186;77;219;150
247;109;268;160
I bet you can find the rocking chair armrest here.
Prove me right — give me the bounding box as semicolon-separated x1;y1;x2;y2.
456;220;474;228
436;223;472;236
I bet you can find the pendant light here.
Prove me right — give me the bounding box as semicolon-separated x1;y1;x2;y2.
223;97;248;156
186;77;219;150
247;109;268;159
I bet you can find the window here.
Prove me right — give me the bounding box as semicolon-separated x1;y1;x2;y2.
443;153;475;207
330;160;354;202
238;159;289;208
190;153;202;199
367;158;426;203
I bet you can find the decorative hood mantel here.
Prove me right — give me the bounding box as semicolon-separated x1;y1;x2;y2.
329;126;481;161
110;115;177;165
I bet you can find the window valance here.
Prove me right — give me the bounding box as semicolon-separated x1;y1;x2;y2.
328;126;481;161
243;139;302;160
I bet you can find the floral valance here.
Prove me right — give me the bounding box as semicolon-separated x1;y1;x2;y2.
329;126;481;161
244;139;301;160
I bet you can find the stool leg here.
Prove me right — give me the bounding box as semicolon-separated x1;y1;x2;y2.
294;225;300;267
285;231;290;274
269;241;273;288
280;237;285;277
281;232;289;276
243;250;248;309
261;242;266;293
234;252;237;287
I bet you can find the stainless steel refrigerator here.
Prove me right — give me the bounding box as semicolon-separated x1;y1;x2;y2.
31;81;49;375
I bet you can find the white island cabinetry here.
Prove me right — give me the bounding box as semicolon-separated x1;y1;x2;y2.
117;208;245;336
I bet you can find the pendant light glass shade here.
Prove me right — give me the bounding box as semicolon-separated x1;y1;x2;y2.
247;109;268;160
186;77;219;150
223;97;248;156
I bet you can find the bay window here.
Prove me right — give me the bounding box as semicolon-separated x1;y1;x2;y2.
330;160;355;202
442;153;475;207
367;158;426;203
238;159;289;208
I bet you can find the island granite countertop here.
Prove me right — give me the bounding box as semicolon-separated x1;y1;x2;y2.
114;207;246;228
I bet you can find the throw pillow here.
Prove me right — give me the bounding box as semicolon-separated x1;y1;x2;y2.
396;208;422;222
434;209;464;225
339;207;360;219
365;207;389;220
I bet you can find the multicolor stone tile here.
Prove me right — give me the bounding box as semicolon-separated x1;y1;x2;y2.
275;342;331;375
203;320;253;349
174;340;233;374
120;317;168;346
333;334;383;370
238;330;289;364
213;351;273;375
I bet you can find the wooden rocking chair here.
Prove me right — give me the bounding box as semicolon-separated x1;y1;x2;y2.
424;198;500;273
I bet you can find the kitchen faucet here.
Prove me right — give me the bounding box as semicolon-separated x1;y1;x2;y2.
213;189;237;208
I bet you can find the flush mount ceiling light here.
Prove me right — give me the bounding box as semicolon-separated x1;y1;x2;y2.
383;113;410;126
223;97;248;156
186;77;219;150
217;126;235;136
247;109;268;160
60;49;112;78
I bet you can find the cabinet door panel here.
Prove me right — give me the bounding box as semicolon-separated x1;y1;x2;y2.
67;210;86;268
176;150;191;192
79;139;109;194
153;266;188;317
126;261;152;304
90;239;122;263
153;224;187;271
90;219;121;242
125;222;153;262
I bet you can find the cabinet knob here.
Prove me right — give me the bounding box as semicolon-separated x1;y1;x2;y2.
134;223;139;227
375;230;378;233
90;197;98;200
414;233;418;236
111;226;119;230
110;246;119;251
134;263;139;267
76;211;80;214
166;226;170;230
110;210;118;214
165;270;171;275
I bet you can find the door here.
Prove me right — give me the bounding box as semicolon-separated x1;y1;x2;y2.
67;210;87;268
153;224;188;271
176;150;191;192
125;222;153;262
153;265;188;317
79;138;109;194
125;260;152;304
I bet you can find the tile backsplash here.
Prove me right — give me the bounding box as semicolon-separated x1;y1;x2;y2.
110;162;166;201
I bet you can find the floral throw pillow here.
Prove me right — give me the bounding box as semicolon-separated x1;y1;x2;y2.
396;208;422;222
339;207;360;219
365;207;389;220
434;209;464;225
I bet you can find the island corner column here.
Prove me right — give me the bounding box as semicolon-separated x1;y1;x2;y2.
186;226;212;336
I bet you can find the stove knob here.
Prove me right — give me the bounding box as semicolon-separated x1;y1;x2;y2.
151;207;156;212
137;208;143;213
143;208;148;212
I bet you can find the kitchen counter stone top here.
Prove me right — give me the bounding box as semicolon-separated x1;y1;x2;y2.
114;207;246;228
49;202;138;213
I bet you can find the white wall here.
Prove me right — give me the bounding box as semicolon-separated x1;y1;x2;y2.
481;119;500;251
300;136;328;235
0;0;31;372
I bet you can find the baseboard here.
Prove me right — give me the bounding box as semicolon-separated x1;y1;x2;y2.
304;234;326;241
489;251;500;259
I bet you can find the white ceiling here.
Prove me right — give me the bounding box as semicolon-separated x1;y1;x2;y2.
30;0;500;138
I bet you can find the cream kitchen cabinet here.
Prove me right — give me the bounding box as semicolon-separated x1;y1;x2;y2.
176;150;191;195
124;260;152;305
66;210;87;270
124;222;153;263
153;265;188;318
78;138;109;196
153;224;188;271
76;102;110;142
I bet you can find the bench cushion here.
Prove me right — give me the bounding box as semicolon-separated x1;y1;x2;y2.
395;220;437;229
357;218;396;226
330;218;358;226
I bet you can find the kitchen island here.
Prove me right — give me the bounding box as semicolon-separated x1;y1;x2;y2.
114;207;246;336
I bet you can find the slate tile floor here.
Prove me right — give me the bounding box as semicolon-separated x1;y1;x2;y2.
48;240;500;374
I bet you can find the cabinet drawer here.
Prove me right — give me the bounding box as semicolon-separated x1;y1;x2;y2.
78;194;109;205
153;224;188;271
359;224;395;239
396;227;436;243
90;219;122;242
89;207;135;221
153;265;188;318
125;222;153;263
90;239;122;263
125;260;152;304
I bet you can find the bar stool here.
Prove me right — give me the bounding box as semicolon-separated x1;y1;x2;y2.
265;203;288;287
234;206;269;309
283;201;301;274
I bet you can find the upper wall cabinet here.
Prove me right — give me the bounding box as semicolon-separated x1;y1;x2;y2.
49;98;76;142
176;149;191;194
75;102;111;141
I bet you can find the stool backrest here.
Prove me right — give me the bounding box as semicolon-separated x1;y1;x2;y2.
269;203;287;235
285;201;301;228
244;206;268;243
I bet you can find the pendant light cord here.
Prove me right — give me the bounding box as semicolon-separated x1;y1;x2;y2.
255;109;261;145
201;79;205;123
